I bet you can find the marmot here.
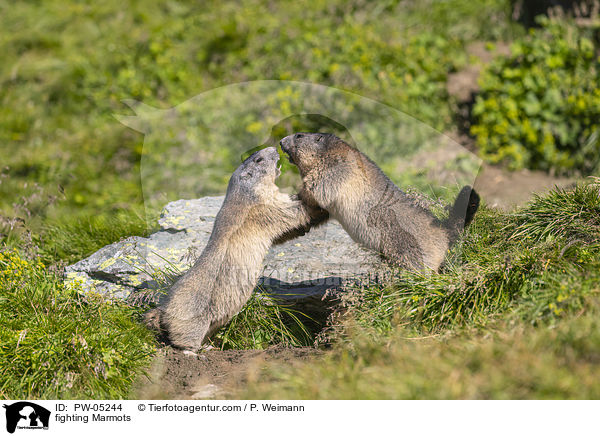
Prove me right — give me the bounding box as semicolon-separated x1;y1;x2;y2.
147;147;318;350
280;133;480;271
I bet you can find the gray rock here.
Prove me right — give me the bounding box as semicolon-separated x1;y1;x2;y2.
65;196;392;317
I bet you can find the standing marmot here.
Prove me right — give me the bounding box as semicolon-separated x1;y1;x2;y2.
148;147;318;350
280;133;480;271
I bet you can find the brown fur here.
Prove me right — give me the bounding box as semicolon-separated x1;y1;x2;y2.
280;133;480;271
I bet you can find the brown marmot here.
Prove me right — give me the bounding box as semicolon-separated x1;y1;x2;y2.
280;133;480;271
147;147;319;350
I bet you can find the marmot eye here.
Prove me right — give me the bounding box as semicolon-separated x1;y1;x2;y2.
255;157;263;163
317;135;323;142
295;133;304;139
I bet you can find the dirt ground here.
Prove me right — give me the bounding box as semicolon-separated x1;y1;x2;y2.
474;163;574;209
132;42;576;400
134;345;320;399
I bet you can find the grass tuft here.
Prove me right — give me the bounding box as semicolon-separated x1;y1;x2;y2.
37;208;155;265
510;178;600;243
0;248;155;399
210;290;315;350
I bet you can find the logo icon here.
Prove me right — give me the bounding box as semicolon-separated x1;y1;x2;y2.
3;402;50;434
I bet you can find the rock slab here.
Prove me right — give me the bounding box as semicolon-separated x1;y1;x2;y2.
65;196;391;316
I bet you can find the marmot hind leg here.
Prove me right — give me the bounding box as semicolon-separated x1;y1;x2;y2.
164;317;211;351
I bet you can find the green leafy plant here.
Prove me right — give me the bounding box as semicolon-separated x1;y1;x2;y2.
471;15;600;174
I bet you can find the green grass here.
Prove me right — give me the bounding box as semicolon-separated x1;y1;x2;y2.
1;176;598;399
233;181;600;399
0;0;516;238
0;249;155;399
37;208;155;265
1;204;153;273
239;299;600;399
210;291;315;350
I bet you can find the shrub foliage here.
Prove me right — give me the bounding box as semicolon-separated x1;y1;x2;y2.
471;16;600;174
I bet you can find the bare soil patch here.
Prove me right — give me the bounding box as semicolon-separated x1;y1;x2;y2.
134;345;320;399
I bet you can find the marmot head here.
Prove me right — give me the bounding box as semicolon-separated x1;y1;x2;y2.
280;133;345;176
227;147;282;202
